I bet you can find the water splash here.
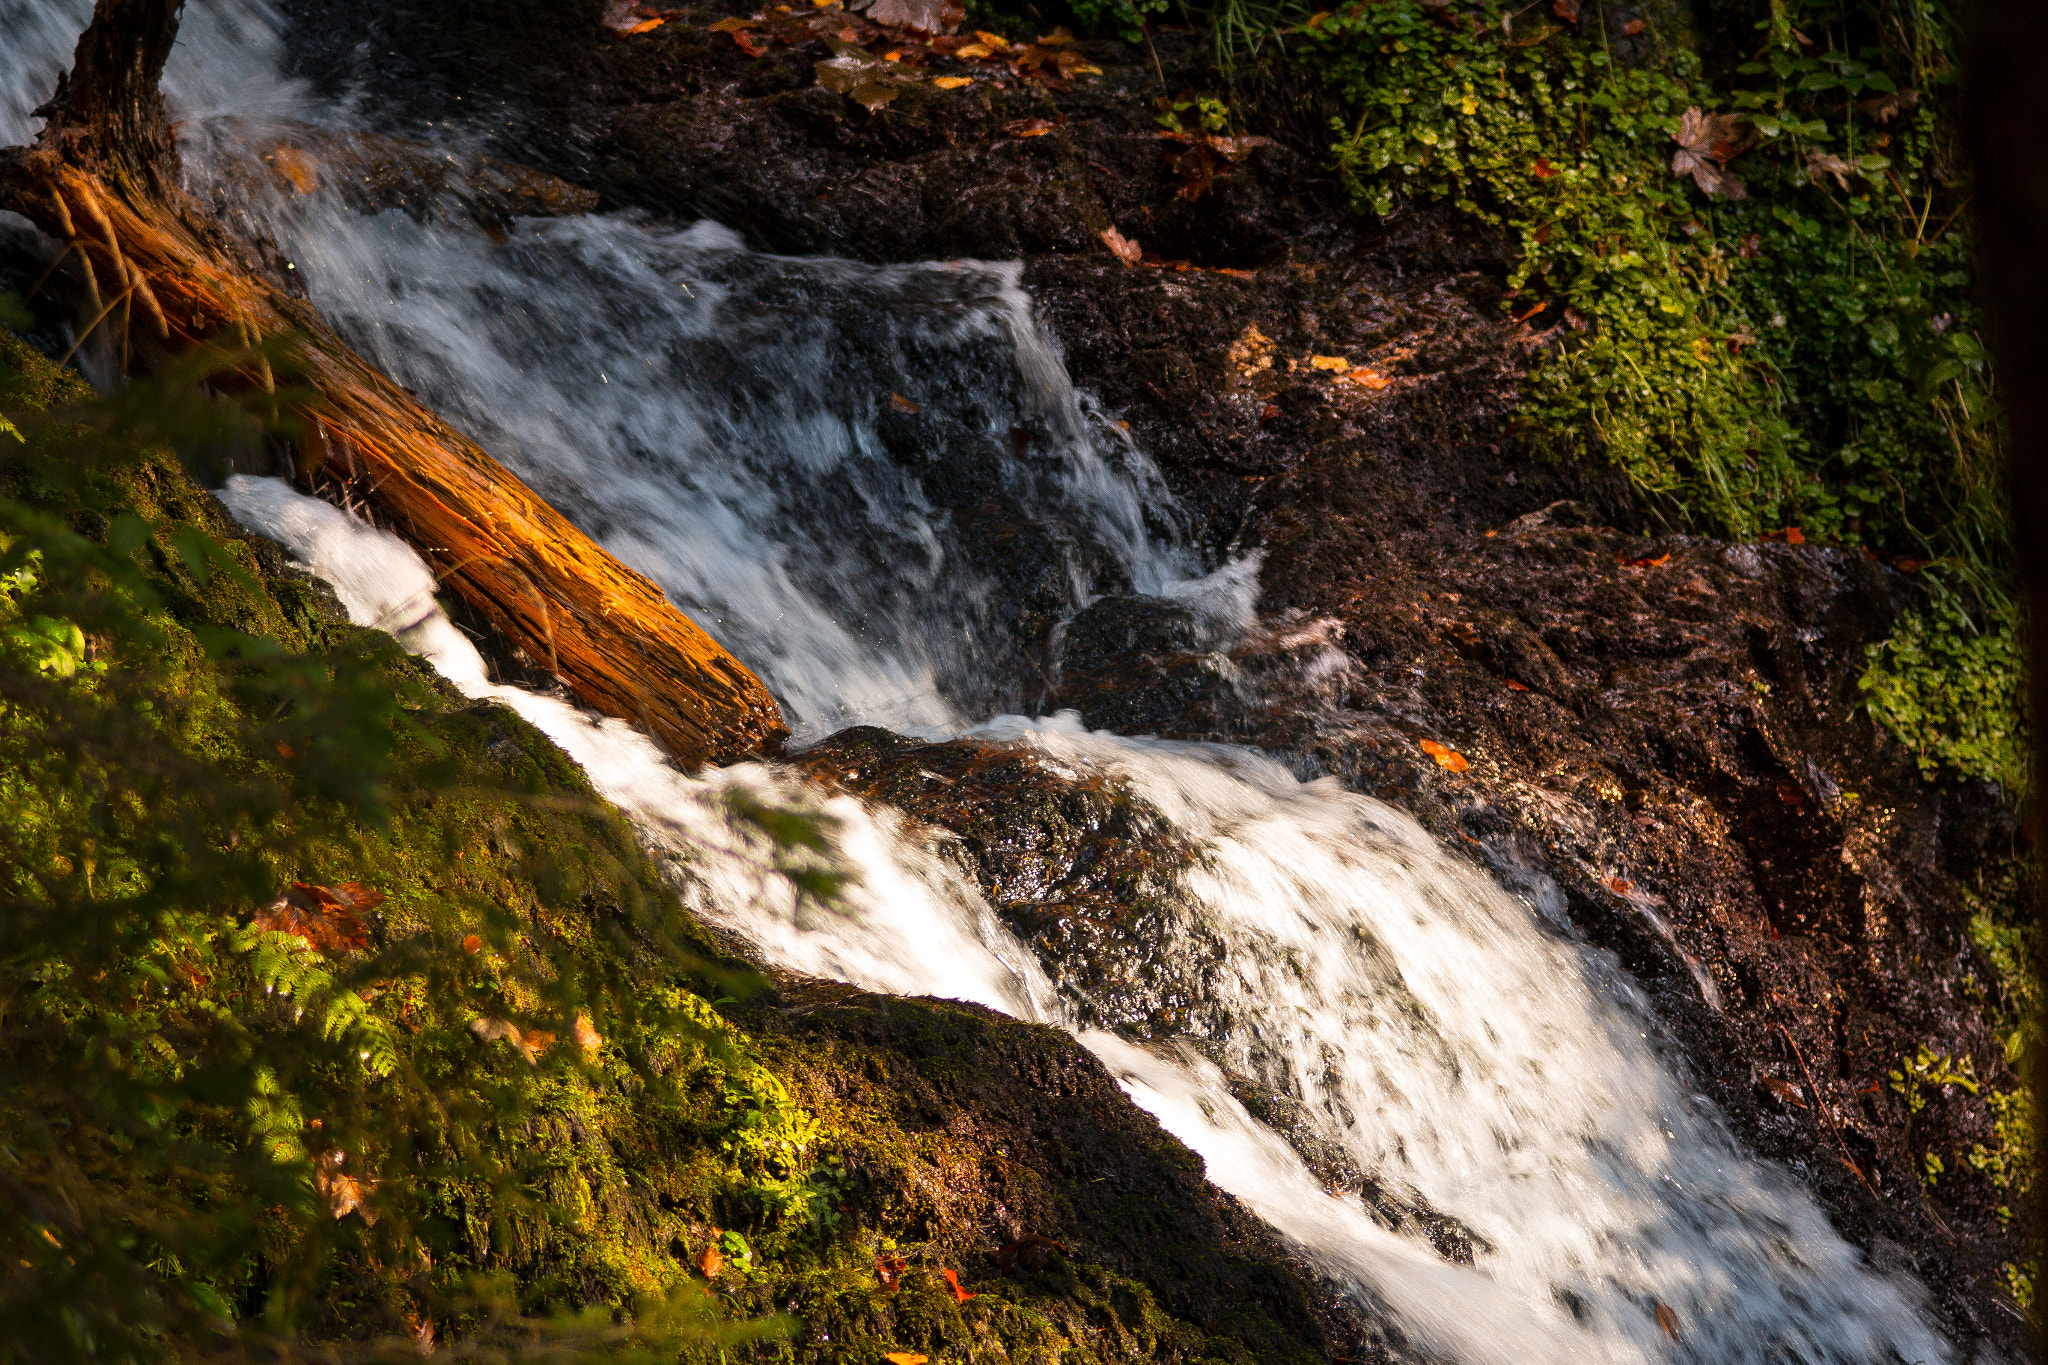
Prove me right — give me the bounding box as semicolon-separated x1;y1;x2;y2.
224;475;1950;1365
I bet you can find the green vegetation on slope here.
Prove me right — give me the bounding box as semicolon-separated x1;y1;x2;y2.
0;328;1349;1364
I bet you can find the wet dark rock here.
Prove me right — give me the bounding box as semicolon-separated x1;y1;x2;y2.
793;725;1227;1038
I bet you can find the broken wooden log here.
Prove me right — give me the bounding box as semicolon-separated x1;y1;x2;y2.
1;0;788;766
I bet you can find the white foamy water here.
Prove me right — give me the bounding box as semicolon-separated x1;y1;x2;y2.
223;475;1950;1365
13;4;1956;1360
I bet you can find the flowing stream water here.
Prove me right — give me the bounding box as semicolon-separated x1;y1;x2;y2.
2;4;1957;1361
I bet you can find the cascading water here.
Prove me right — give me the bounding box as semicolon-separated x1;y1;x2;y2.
5;4;1955;1361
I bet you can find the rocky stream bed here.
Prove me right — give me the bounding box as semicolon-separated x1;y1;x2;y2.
0;0;2031;1359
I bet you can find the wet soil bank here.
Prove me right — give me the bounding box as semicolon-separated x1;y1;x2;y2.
268;1;2030;1354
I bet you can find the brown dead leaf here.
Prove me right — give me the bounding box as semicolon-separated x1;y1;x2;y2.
1341;368;1391;390
888;392;922;414
1858;88;1919;122
470;1016;545;1065
1654;1302;1681;1342
1622;16;1645;32
1530;158;1558;178
1099;226;1142;267
995;1233;1069;1272
255;882;381;952
875;1254;908;1291
313;1150;378;1224
1004;117;1057;137
270;145;320;194
940;1266;977;1302
1207;135;1274;161
1670;108;1753;199
1551;0;1580;21
863;0;964;31
1418;739;1471;772
1759;1076;1808;1109
1805;148;1859;190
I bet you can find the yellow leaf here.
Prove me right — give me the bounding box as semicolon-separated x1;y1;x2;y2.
953;42;992;57
883;1356;929;1365
1309;354;1350;372
1068;63;1103;75
974;28;1010;48
932;75;972;88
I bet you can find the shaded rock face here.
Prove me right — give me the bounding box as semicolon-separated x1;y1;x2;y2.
264;2;2024;1353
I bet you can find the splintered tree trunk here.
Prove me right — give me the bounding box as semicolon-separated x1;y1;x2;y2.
0;0;789;766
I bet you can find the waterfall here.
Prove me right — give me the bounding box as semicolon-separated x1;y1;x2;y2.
9;4;1955;1361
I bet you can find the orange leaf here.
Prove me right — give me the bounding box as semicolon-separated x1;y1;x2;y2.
953;41;992;56
932;75;972;88
461;933;483;954
1309;354;1350;372
1531;159;1558;178
574;1014;605;1054
1618;550;1671;568
883;1356;929;1365
1654;1302;1681;1341
889;392;922;414
624;16;665;31
1605;876;1635;895
940;1266;976;1302
1623;17;1645;32
1784;526;1804;544
973;28;1009;47
699;1240;724;1278
270;145;320;194
1504;679;1530;692
254;882;381;952
1417;739;1470;772
1003;117;1055;137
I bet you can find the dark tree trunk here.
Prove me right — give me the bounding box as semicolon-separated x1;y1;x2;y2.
1964;3;2048;1353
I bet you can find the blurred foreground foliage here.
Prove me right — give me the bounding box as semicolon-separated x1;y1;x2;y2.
0;329;827;1362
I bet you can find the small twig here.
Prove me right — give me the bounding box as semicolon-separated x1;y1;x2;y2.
1776;1023;1882;1200
55;282;138;368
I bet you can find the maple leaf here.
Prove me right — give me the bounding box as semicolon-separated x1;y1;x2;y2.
1099;226;1142;267
1669;108;1753;199
1418;739;1470;772
312;1149;378;1224
254;881;380;952
940;1267;976;1302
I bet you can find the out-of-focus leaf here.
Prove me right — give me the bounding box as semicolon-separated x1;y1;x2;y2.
1099;226;1142;266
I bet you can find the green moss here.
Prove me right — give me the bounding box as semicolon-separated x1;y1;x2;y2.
1236;0;2019;792
0;332;1358;1363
